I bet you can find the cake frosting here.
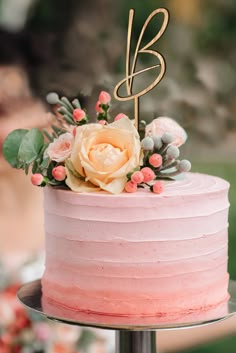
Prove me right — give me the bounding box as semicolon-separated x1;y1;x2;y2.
42;172;230;323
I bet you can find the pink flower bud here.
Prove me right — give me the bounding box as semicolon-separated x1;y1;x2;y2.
95;101;103;113
152;181;164;194
31;174;44;186
141;167;155;183
73;109;86;122
98;120;107;125
149;154;163;168
131;171;144;184
99;91;111;105
114;113;128;121
125;181;138;193
52;166;66;181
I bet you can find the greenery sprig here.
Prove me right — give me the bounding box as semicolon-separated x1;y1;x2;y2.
2;92;112;188
2;92;88;187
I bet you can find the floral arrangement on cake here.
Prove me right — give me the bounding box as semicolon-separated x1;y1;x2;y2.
3;91;191;194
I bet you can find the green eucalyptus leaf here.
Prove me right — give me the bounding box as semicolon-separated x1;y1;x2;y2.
51;124;65;136
18;128;45;164
2;129;28;168
43;129;54;142
32;160;39;174
16;162;24;169
24;163;30;175
41;143;49;152
40;157;50;170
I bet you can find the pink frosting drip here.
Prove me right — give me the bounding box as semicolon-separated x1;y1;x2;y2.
42;173;230;323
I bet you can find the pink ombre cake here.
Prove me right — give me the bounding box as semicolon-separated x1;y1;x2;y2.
42;172;230;323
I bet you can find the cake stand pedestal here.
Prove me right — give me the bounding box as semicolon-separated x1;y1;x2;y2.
18;280;236;353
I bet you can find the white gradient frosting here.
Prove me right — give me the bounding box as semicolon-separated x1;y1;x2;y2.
42;173;230;321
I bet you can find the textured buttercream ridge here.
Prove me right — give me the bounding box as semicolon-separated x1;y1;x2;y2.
45;244;228;263
45;226;228;242
44;207;229;222
42;274;229;301
45;258;228;279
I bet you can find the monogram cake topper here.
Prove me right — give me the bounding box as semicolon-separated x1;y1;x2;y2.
114;8;170;130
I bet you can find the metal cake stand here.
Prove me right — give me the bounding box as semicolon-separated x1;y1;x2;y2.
18;280;236;353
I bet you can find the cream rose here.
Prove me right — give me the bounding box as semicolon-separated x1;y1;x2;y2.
145;117;187;147
65;117;141;194
46;132;74;162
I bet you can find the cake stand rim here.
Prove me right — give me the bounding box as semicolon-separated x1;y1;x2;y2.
17;279;236;331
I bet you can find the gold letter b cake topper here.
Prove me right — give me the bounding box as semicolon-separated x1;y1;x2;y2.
114;8;169;130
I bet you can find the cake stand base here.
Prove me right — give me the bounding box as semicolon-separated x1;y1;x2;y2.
116;331;157;353
18;280;236;353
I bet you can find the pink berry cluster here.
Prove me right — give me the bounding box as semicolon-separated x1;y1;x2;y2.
47;90;129;127
31;166;66;187
140;133;191;180
125;168;164;194
95;92;128;125
46;92;88;127
124;131;191;194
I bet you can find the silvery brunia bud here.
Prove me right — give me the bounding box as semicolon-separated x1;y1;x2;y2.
141;137;154;151
166;145;180;159
152;136;163;150
162;133;174;144
46;92;59;105
178;160;192;173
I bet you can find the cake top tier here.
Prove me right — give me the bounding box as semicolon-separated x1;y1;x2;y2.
44;173;229;226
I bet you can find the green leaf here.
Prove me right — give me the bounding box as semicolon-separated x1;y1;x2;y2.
43;129;54;142
40;157;50;170
63;114;75;125
32;160;39;174
61;97;74;112
16;162;24;169
51;124;66;136
39;143;49;155
48;180;63;186
24;163;30;175
2;129;28;168
47;161;57;179
18;128;45;164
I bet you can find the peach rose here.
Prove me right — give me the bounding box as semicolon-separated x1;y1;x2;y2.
66;117;141;194
145;117;187;147
46;132;74;162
